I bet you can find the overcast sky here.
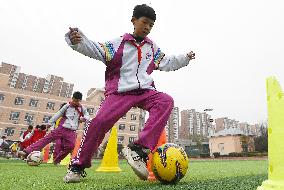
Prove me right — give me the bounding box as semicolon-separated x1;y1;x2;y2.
1;0;283;124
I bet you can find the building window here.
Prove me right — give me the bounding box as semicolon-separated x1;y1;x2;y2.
130;125;136;131
87;108;95;115
15;97;24;105
118;124;125;130
5;127;15;136
19;128;26;137
118;136;124;144
122;114;127;119
129;137;136;143
42;115;52;124
131;114;137;120
0;94;5;103
46;102;55;110
24;113;35;125
29;99;39;107
10;111;20;122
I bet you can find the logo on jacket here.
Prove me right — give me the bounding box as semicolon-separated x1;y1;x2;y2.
145;52;152;61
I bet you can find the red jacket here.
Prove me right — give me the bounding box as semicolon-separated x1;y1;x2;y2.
31;129;46;143
20;131;33;149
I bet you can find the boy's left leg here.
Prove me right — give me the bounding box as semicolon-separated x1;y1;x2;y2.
122;90;174;180
135;91;174;150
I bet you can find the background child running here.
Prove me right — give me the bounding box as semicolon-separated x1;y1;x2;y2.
64;4;195;183
18;91;90;165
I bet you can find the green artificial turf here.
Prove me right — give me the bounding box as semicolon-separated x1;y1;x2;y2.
0;158;267;190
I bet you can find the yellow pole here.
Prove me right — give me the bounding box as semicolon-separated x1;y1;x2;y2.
258;77;284;189
96;126;121;172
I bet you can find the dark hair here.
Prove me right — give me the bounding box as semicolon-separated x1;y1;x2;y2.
60;103;67;109
28;125;33;130
1;136;6;139
35;125;41;129
40;125;47;130
72;91;83;100
133;4;156;21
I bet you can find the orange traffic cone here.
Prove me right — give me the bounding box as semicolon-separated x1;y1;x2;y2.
72;137;82;158
147;129;167;181
42;144;50;163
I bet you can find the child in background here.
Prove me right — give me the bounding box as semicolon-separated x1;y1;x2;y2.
30;125;47;144
18;91;90;165
19;125;33;150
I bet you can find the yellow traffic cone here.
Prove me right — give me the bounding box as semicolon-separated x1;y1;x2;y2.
60;153;71;166
258;77;284;190
96;126;121;172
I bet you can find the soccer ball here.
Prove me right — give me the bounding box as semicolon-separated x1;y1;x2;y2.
152;143;189;184
26;151;43;166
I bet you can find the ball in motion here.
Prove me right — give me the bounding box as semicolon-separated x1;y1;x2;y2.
152;143;189;184
26;151;43;166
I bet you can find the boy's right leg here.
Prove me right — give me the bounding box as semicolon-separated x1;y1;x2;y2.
64;94;136;183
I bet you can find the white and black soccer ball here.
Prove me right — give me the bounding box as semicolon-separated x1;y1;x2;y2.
26;151;43;166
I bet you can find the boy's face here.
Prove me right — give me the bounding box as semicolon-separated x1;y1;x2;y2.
71;98;81;107
132;16;154;38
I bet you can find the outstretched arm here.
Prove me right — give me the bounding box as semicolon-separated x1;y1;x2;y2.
48;104;68;126
154;44;196;71
65;27;106;63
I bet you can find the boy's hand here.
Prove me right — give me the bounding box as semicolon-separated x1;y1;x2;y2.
79;117;86;123
187;51;195;61
69;27;82;45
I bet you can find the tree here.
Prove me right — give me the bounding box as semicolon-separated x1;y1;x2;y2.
240;135;249;153
254;122;268;152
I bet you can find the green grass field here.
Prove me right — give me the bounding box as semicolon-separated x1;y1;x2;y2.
0;158;267;190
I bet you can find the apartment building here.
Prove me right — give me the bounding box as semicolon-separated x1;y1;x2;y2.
180;109;212;139
215;117;259;136
166;106;179;143
0;62;73;98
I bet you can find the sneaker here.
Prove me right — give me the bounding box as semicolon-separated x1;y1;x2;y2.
122;143;149;180
63;165;86;183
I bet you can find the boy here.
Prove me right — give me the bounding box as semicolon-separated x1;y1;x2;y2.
18;91;90;165
64;4;195;183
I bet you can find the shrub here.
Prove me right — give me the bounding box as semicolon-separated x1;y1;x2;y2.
200;153;210;158
213;152;220;158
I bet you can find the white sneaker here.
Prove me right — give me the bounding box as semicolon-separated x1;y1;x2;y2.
122;144;149;180
63;166;86;183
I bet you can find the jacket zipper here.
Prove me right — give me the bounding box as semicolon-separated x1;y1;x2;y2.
136;64;141;89
130;41;146;89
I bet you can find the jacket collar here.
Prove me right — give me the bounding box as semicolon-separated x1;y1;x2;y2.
122;33;153;45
